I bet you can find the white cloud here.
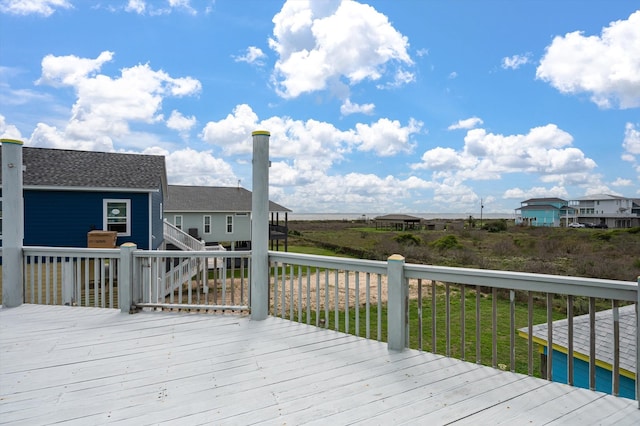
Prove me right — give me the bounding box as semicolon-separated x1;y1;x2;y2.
167;110;196;138
28;51;202;151
412;124;596;185
448;71;458;79
0;0;71;16
234;46;267;66
623;122;640;156
501;53;531;70
0;114;23;139
340;98;375;116
448;117;483;130
536;10;640;109
269;0;413;99
201;103;420;161
124;0;196;15
503;186;569;200
161;147;239;186
355;117;421;157
611;178;633;187
37;51;114;87
125;0;145;14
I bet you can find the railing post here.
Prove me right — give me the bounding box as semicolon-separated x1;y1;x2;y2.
387;254;407;351
1;139;24;308
119;243;137;313
251;130;270;320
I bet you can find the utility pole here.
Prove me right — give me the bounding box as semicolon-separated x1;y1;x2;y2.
480;198;484;229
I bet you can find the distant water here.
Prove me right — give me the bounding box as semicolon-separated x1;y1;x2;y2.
287;212;515;221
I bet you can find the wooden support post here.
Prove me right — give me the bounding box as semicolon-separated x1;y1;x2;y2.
387;254;407;351
119;243;137;313
251;130;270;320
1;139;24;308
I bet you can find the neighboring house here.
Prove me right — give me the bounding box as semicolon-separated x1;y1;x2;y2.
0;146;167;250
519;305;636;399
164;185;291;250
568;194;640;228
374;214;422;230
515;198;574;227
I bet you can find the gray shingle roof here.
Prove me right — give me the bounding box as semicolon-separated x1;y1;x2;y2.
164;185;291;213
520;304;636;374
0;146;166;191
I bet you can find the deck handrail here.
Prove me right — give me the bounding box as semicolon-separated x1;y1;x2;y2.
267;250;639;403
163;220;205;251
13;245;639;403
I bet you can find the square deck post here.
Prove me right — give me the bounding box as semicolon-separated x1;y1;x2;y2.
1;139;24;308
387;254;408;351
119;243;137;313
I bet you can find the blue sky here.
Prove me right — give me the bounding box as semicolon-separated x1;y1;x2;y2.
1;1;639;215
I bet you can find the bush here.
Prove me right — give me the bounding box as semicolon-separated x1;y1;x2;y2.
430;234;462;251
482;219;508;233
394;233;421;246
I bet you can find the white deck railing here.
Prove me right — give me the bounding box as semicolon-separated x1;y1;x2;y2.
163;220;205;251
13;245;639;402
132;249;251;312
268;251;639;402
22;246;121;308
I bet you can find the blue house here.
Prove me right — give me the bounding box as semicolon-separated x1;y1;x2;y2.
519;305;636;399
515;197;575;227
0;146;167;250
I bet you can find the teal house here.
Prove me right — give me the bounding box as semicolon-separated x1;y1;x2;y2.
515;197;575;227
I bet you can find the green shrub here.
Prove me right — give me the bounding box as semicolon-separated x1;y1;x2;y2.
482;219;508;233
394;233;421;246
430;234;462;251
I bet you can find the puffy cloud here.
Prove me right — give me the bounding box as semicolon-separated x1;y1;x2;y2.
167;110;196;139
201;103;420;161
160;147;239;186
448;117;483;130
355;117;421;156
0;0;71;16
0;114;22;140
623;122;640;157
340;99;375;116
536;11;640;109
124;0;196;15
501;53;531;70
611;178;633;187
503;186;569;200
234;47;267;66
37;51;115;87
32;51;201;150
269;0;413;99
412;124;596;184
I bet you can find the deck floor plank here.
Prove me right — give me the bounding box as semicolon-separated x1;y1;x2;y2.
2;304;639;425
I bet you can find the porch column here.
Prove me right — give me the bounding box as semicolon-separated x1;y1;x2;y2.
251;130;270;320
1;139;24;308
387;254;408;351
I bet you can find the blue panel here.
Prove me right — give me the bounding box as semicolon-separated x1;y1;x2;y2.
24;190;151;249
548;348;636;399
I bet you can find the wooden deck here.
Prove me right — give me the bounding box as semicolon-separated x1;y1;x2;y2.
1;305;639;425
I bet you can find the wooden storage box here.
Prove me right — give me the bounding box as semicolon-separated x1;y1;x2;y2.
87;230;118;248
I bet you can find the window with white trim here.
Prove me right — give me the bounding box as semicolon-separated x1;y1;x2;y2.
226;215;233;234
175;215;183;230
204;215;211;234
104;199;131;236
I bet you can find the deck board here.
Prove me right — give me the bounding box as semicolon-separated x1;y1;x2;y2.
1;304;639;425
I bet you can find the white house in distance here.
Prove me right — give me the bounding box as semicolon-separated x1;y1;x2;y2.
568;194;640;228
164;185;291;250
